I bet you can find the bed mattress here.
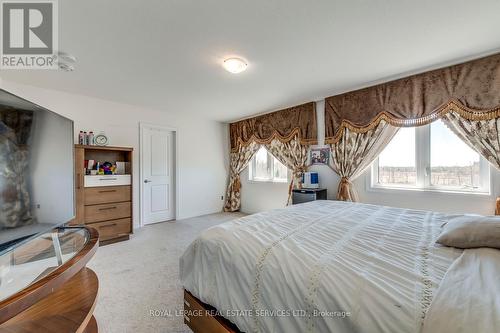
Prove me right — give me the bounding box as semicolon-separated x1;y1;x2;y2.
180;200;464;333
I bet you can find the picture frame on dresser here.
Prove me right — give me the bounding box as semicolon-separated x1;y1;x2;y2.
69;145;133;245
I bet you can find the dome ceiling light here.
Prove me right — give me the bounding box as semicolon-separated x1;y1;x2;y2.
222;57;248;74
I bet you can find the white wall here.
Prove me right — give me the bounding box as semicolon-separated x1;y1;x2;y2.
240;101;500;215
0;80;228;228
240;168;289;214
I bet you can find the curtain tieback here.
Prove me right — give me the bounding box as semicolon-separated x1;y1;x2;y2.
286;167;307;206
337;177;352;201
290;167;307;192
232;177;241;192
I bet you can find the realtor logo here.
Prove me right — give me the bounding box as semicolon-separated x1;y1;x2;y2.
1;0;58;69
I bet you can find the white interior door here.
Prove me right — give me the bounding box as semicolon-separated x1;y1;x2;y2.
141;125;175;225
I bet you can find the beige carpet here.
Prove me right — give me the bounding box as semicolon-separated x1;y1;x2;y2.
88;212;245;333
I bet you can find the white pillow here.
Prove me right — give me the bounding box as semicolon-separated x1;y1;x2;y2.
436;215;500;249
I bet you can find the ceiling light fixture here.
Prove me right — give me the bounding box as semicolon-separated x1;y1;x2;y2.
223;57;248;74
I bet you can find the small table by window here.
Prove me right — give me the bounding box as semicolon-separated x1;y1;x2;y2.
292;188;327;205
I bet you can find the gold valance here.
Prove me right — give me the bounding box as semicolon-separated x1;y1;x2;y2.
325;53;500;144
230;102;317;151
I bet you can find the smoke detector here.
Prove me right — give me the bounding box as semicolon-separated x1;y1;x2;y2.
58;51;77;71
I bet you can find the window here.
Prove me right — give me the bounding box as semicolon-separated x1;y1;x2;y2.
372;119;489;193
378;127;416;186
249;147;288;182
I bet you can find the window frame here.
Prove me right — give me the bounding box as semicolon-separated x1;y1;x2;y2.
370;123;491;195
248;148;289;183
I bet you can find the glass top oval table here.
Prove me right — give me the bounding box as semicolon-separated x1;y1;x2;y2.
0;226;99;333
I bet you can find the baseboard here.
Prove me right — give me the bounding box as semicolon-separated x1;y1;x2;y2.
176;208;224;221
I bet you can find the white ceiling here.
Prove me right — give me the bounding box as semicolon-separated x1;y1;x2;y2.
2;0;500;122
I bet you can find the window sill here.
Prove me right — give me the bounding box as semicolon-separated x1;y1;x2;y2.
367;184;492;198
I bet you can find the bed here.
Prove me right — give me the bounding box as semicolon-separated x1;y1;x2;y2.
180;200;500;333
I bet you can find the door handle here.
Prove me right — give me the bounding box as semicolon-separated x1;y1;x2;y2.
144;179;152;183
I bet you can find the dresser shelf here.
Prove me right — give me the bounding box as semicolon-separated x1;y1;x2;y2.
70;145;133;245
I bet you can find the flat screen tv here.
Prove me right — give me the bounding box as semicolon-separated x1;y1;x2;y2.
0;89;74;254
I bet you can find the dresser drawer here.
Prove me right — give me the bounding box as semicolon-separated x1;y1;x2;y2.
84;175;131;187
84;186;131;205
91;218;131;241
84;201;131;224
292;189;327;205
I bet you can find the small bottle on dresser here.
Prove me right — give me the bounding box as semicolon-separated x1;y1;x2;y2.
78;131;85;145
88;131;95;145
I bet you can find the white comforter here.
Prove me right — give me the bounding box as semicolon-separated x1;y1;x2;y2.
180;201;464;333
422;248;500;333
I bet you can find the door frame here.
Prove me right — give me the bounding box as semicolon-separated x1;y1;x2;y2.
139;122;179;227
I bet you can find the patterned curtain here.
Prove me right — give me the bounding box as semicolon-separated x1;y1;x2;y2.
441;111;500;170
229;102;317;151
324;53;500;142
264;135;309;205
329;120;398;201
223;141;260;212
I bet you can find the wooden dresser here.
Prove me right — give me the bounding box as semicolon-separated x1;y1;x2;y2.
70;145;133;245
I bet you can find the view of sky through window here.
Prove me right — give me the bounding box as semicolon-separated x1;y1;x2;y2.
376;120;483;189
